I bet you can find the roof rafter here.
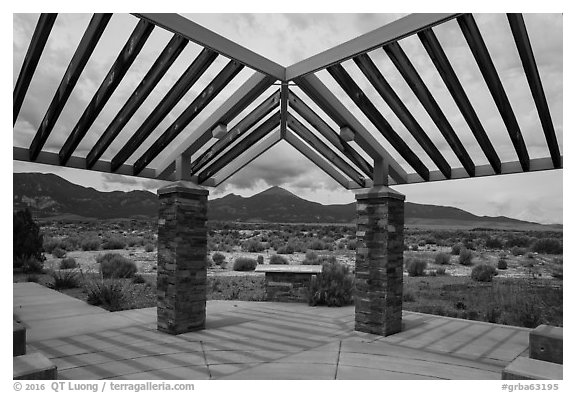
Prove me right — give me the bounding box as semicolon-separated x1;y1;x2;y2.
417;27;502;174
326;63;430;181
353;52;452;179
86;33;189;169
458;13;530;171
190;90;280;175
13;13;57;125
59;19;155;166
286;113;367;187
198;111;281;183
29;13;112;161
110;48;218;172
507;13;561;169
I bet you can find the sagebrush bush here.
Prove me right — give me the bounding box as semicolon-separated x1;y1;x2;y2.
436;267;447;276
471;264;497;282
14;208;44;266
102;238;126;250
84;278;132;311
257;255;264;264
49;269;80;290
97;253;137;278
309;260;354;307
17;256;44;274
407;259;427;277
233;257;257;271
144;243;155;252
52;247;67;258
497;256;508;270
59;257;78;269
270;254;289;265
277;244;295;254
434;252;451;265
308;239;327;250
411;244;419;251
132;274;146;284
511;246;526;256
531;238;562;255
302;250;319;265
212;252;226;266
485;237;503;250
242;239;265;252
81;238;101;251
451;244;462;255
459;248;473;266
347;240;357;250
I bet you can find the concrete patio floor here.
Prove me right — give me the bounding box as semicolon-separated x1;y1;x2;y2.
14;282;530;380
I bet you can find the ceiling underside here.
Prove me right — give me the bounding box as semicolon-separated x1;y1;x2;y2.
13;13;563;189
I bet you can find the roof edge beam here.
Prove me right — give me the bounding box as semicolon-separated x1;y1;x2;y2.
13;13;57;125
286;13;461;80
133;13;285;80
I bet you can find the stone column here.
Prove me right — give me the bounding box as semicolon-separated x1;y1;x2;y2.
157;181;209;334
354;185;405;336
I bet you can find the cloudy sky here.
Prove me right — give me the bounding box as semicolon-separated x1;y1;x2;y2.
12;11;563;224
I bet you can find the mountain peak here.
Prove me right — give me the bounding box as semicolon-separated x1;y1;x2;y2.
257;186;296;198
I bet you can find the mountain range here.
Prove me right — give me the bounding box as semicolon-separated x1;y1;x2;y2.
13;172;560;230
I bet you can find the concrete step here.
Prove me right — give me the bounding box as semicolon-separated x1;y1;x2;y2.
13;318;26;356
530;324;562;364
502;357;562;380
13;352;57;380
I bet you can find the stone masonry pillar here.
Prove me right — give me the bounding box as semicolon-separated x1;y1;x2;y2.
354;185;405;336
157;181;209;334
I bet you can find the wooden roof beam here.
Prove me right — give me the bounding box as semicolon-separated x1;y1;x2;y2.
458;13;530;171
383;42;475;177
197;111;281;183
28;13;112;161
288;90;373;179
286;113;367;187
507;13;562;169
13;13;57;125
85;34;188;169
110;48;218;172
326;63;430;181
417;28;502;174
190;90;280;175
59;19;155;166
354;52;452;179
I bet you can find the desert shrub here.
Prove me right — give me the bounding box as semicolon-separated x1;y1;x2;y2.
459;248;473;266
144;243;155;252
59;257;78;269
511;246;527;256
531;238;562;255
485;237;503;250
497;258;508;270
102;238;126;250
17;256;44;274
505;235;532;249
308;239;327;250
403;291;416;302
309;260;354;307
451;243;462;255
212;252;226;266
435;267;447;276
434;252;451;265
270;254;289;265
14;208;44;265
525;252;535;259
257;255;264;264
43;238;63;254
277;244;295;254
233;257;257;271
242;239;265;253
132;274;146;284
98;253;137;278
302;250;321;265
52;247;67;258
49;269;80;290
84;278;132;311
347;240;357;250
411;244;419;251
471;264;497;282
81;238;101;251
407;259;427;277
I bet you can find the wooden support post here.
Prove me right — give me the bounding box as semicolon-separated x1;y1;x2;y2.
373;158;389;186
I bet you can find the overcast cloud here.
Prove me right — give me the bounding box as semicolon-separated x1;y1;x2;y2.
12;13;563;224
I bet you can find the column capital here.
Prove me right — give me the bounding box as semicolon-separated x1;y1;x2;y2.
157;180;209;197
354;185;405;201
